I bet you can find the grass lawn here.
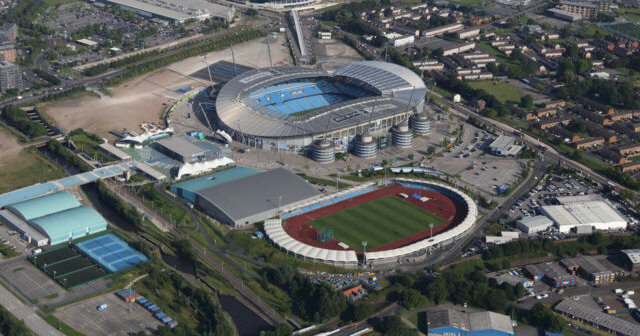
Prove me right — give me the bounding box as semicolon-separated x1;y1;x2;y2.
467;80;525;104
69;133;112;163
0;148;66;193
308;195;446;251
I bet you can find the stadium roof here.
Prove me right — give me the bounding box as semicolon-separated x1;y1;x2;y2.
196;168;321;222
6;192;80;221
30;206;107;246
215;61;426;138
555;299;640;336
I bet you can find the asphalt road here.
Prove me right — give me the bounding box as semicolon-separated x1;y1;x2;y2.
0;280;64;336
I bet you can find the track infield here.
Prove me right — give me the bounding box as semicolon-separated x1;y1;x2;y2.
307;195;446;251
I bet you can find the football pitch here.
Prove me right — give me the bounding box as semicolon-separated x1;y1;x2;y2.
308;196;446;251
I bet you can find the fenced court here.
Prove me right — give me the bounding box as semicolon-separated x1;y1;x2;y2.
75;233;148;273
29;245;108;289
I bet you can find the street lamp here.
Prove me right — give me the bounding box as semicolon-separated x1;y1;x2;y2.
429;223;434;238
362;241;367;267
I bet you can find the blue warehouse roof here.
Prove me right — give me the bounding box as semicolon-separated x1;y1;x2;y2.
6;192;81;221
170;167;259;203
30;206;107;245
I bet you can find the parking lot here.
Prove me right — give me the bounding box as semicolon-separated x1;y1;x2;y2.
0;259;111;307
0;223;29;258
54;291;162;336
0;260;65;306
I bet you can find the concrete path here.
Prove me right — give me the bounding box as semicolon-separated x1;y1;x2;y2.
0;282;64;336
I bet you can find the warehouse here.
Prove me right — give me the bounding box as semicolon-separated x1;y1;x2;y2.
555;299;640;336
561;255;615;285
541;201;627;233
195;168;322;227
620;249;640;272
516;215;553;234
170;167;259;203
153;137;208;163
426;309;514;336
1;191;107;245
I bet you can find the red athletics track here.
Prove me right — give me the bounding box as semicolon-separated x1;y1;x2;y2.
284;184;467;254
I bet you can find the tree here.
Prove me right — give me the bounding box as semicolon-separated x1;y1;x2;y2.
427;146;435;155
619;188;634;202
376;315;418;336
519;95;533;109
401;289;425;309
383;7;393;17
529;303;564;332
341;302;373;322
431;48;444;58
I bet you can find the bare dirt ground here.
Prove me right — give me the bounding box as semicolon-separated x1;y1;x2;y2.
44;36;291;139
315;39;363;71
0;127;23;162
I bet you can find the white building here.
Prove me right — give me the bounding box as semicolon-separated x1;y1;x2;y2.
318;31;332;40
541;201;627;233
516;215;553;233
489;135;523;156
385;33;414;47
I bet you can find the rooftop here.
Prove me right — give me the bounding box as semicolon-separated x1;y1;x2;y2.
154;137;207;159
555;298;640;336
195;168;321;221
6;192;81;221
621;249;640;264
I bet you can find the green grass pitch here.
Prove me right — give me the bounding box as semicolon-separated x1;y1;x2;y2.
307;196;446;251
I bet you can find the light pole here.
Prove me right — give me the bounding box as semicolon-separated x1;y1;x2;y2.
361;241;367;268
128;273;132;313
429;223;434;238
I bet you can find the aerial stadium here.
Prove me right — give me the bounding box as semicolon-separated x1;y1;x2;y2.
213;61;430;160
264;178;478;269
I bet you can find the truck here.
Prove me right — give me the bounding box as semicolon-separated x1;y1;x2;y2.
97;304;108;311
626;290;635;296
614;288;623;294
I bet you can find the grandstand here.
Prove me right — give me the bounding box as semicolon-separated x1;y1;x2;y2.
264;179;477;268
213;61;427;148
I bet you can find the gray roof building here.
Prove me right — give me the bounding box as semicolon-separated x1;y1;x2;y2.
620;249;640;271
561;255;615;284
555;298;640;336
516;215;553;233
426;309;514;336
195;168;321;227
153;137;207;163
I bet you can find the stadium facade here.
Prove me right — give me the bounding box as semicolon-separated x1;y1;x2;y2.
213;61;427;152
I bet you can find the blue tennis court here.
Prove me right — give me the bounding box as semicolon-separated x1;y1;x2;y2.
75;233;148;273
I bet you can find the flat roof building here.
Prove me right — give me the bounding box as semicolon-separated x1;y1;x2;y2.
525;262;575;288
489;135;523;156
561;255;615;284
170;167;259;203
195;168;321;227
516;215;553;234
541;200;627;233
153;137;207;163
99;143;132;161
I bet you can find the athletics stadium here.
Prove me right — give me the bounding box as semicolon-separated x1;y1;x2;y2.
264;178;477;269
212;61;431;160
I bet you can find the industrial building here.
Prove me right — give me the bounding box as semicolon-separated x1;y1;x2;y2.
524;262;576;288
0;192;107;246
170;167;259;203
153;137;208;163
555;298;640;336
516;215;553;234
102;0;235;23
0;61;22;92
488;136;522;156
541;200;627;233
620;249;640;272
195;168;321;227
560;255;615;285
426;309;514;336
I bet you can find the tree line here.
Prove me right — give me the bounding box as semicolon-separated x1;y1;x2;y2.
46;139;92;172
96;180;143;231
0;303;32;336
2;105;47;138
102;29;265;87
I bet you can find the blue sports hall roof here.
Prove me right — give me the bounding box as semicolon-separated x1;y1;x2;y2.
6;192;80;221
30;206;107;246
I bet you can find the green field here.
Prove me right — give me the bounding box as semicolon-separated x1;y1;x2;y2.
308;196;446;251
467;80;525;104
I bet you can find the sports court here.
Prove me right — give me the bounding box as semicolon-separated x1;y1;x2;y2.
29;245;108;289
75;233;148;273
